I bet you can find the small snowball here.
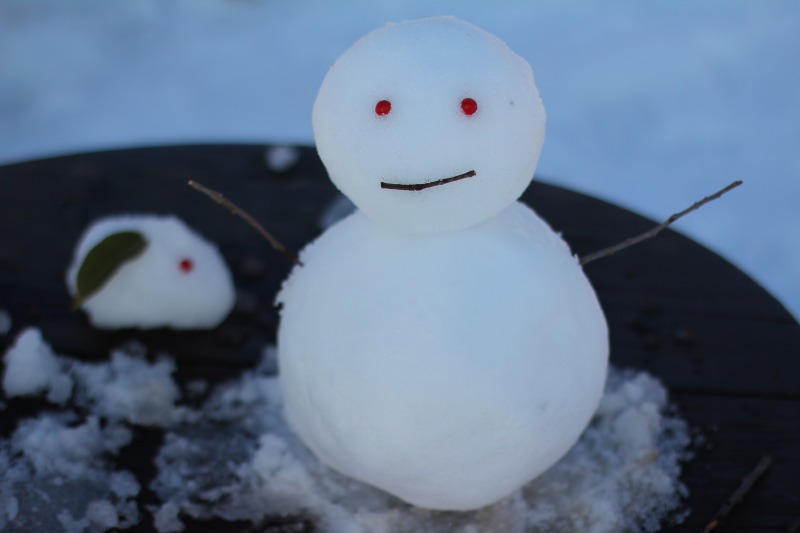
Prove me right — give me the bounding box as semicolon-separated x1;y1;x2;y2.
2;328;71;403
110;471;141;499
153;501;184;533
265;145;300;173
66;214;235;330
86;499;119;529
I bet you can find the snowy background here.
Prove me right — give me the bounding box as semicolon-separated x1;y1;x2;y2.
1;0;798;319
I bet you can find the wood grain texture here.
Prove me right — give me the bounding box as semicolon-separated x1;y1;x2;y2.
1;145;798;532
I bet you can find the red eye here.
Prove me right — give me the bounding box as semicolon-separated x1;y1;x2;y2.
375;99;392;116
461;97;478;116
179;258;194;273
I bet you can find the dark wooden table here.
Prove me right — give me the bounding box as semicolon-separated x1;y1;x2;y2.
1;145;798;532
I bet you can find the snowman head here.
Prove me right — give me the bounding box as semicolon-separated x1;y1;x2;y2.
313;17;546;234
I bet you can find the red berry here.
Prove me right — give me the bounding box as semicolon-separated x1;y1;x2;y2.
179;258;194;273
461;97;478;116
375;99;392;116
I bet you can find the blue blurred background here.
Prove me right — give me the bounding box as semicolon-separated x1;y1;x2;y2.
1;0;797;318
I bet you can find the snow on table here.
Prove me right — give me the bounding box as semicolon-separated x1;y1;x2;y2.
1;327;690;533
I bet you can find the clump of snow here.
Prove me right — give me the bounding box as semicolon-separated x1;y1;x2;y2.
151;359;690;533
265;145;300;173
0;329;187;531
66;214;236;330
152;501;184;533
72;348;188;427
2;329;185;427
1;413;139;532
519;370;691;532
12;414;132;479
2;327;73;404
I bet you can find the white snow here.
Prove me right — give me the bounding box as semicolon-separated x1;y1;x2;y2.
152;501;184;533
12;415;132;480
265;145;301;173
2;328;188;428
66;214;236;330
151;355;690;533
0;329;186;531
2;413;140;533
1;327;690;531
2;327;73;404
0;1;797;319
71;349;187;427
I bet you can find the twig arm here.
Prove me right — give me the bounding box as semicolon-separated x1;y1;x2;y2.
579;180;743;266
702;455;772;533
188;180;303;267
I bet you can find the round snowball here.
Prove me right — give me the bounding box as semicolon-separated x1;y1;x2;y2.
313;16;546;234
66;215;235;330
277;203;608;510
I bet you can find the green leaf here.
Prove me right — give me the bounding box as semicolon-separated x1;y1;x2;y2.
74;231;148;308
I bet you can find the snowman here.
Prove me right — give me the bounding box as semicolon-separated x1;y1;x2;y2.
67;214;235;329
277;17;608;510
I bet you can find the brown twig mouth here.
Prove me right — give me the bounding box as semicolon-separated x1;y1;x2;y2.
381;169;477;192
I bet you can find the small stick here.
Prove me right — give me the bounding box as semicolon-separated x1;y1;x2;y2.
188;180;303;267
702;455;773;533
381;169;476;191
579;180;743;266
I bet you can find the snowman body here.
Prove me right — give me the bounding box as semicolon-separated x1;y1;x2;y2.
277;202;607;509
277;17;609;510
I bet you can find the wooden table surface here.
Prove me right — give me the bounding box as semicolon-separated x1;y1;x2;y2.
1;145;798;532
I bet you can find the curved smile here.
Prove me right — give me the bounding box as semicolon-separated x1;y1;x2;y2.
380;169;476;192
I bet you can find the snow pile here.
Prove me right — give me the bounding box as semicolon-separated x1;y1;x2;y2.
265;145;300;173
152;357;690;532
1;414;139;533
1;329;185;532
2;328;73;404
2;328;690;532
71;348;188;427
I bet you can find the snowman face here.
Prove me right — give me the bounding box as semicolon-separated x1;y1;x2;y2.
313;17;546;234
